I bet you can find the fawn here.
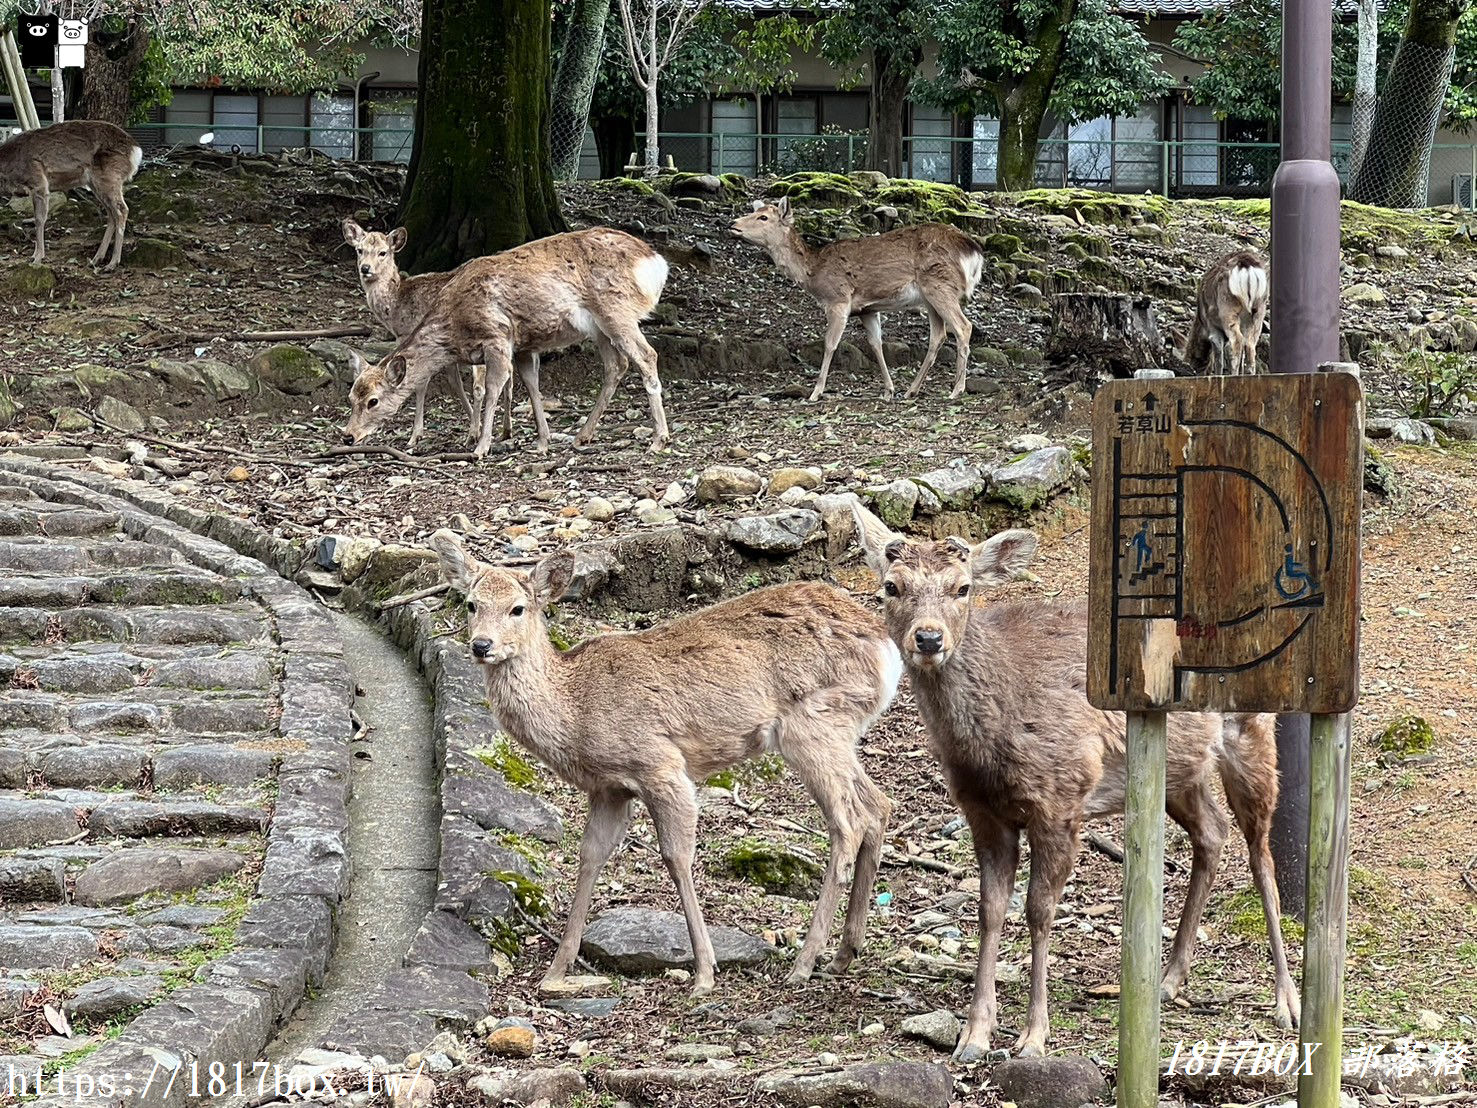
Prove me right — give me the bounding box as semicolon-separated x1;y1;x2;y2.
0;120;142;271
731;197;984;401
431;529;899;992
850;501;1298;1060
342;219;511;450
1185;250;1269;375
343;228;671;457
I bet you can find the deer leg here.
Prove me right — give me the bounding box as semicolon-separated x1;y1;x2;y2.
108;192;128;271
406;384;427;451
954;803;1019;1064
937;297;974;400
614;329;669;453
575;336;624;447
30;187;48;265
516;352;549;454
92;191;116;267
448;362;474;422
644;772;717;993
1161;787;1228;1002
809;305;850;403
828;771;892;976
1016;821;1080;1058
543;789;634;988
858;312;895;400
474;349;514;459
903;307;948;400
501;370;513;441
1247;310;1268;375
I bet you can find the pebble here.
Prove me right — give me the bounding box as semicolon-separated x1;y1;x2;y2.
583;497;615;522
817;1052;840;1067
486;1024;537;1058
862;1022;885;1036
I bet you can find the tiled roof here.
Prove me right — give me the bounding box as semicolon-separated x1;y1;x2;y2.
715;0;1369;14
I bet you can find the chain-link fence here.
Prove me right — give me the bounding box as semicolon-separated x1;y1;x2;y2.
1348;38;1458;209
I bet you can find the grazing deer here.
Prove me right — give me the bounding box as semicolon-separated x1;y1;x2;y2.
849;502;1298;1061
0;120;142;271
1185;250;1269;375
343;228;671;456
430;528;899;993
342;219;511;450
731;197;984;401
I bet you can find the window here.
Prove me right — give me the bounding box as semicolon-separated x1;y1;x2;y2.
213;94;259;153
1067;116;1113;188
370;94;415;163
908;104;954;182
712;96;758;176
311;93;355;159
262;95;306;153
971;116;999;188
163;91;211;149
1113;106;1161;191
1176;101;1219;187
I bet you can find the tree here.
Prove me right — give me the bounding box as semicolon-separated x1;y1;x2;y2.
1351;0;1379;177
82;14;152;125
551;0;613;180
818;0;929;176
397;0;567;271
916;0;1171;189
613;0;711;172
1351;0;1472;205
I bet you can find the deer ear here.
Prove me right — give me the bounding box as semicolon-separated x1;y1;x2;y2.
389;227;408;251
430;529;480;594
849;495;905;582
776;196;792;220
348;351;368;379
385;355;408;387
750;199;765;212
342;219;365;246
531;550;575;605
971;529;1040;586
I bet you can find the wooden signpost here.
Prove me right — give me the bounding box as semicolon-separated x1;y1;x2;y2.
1088;368;1363;1108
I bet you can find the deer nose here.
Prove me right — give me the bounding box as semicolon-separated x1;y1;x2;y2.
359;264;372;276
914;629;944;655
341;433;355;446
471;638;493;660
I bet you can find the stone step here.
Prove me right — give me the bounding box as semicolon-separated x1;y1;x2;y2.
0;739;280;790
0;539;178;573
87;798;268;838
0;605;270;646
0;795;83;848
0;570;237;609
0;856;66;901
0;507;120;537
0;923;99;968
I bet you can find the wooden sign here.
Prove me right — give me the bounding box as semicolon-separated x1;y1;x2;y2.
1087;373;1363;714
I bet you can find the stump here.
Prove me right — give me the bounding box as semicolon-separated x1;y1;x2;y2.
1046;293;1164;379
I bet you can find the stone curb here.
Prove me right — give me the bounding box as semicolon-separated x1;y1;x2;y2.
0;458;355;1108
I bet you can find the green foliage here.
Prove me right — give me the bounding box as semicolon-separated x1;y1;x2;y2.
1174;0;1477;128
1394;347;1477;417
129;34;174;123
1378;713;1437;757
491;869;550;917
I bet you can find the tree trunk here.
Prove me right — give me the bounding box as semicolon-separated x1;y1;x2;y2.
81;20;149;126
867;47;913;177
550;0;611;180
398;0;567;273
1349;0;1464;208
594;112;637;175
1046;292;1164;378
995;0;1078;191
1349;0;1378;179
642;1;660;171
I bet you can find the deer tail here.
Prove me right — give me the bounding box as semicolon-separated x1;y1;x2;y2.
1227;262;1268;316
960;241;984;298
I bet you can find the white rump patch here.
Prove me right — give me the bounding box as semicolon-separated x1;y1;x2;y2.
1228;264;1268;316
634;252;670;307
128;145;143;179
866;639;904;730
961;248;984;296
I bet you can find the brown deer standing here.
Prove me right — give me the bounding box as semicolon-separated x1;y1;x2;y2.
849;502;1298;1061
343;228;671;456
430;529;899;993
1185;250;1269;375
342;220;512;450
731;197;984;401
0;120;142;271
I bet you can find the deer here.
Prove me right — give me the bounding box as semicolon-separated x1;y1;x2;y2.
1184;250;1269;375
429;528;899;994
731;197;984;402
342;219;512;451
343;227;672;457
849;501;1298;1061
0;120;142;271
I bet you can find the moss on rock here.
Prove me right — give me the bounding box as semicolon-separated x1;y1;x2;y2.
1378;714;1435;758
722;838;823;897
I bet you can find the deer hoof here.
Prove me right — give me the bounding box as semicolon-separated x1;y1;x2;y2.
690;977;715;997
647;437;670;454
949;385;966;400
1013;1036;1046;1059
952;1041;988;1065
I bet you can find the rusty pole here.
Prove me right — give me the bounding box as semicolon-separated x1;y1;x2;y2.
1268;0;1343;916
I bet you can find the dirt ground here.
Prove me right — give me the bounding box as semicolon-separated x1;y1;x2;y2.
1;154;1475;1102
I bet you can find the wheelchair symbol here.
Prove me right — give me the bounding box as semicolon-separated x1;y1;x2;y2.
1274;544;1319;601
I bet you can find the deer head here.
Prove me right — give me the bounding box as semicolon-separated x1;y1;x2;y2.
730;196;795;250
432;530;575;665
342;219;407;286
341;350;413;445
850;499;1039;669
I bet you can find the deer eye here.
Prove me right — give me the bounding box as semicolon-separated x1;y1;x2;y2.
466;600;476;614
758;215;769;221
510;604;526;617
956;584;970;598
379;251;387;256
883;581;900;597
367;397;379;408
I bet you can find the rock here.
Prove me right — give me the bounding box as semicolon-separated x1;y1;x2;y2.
726;509;822;554
581;907;773;973
664;1043;734;1062
989;446;1075;510
1344;282;1387;306
779;485;817;507
768;467;823;496
758;1061;952;1108
337;537;382;583
635;501;676;526
1428;416;1477;441
1365;416;1436;445
250;344;332;395
486;1024;537;1058
0;796;79;849
95;395;147;433
537;975;612;998
73;847;247;907
1012;283;1044;304
991;1055;1107;1108
1008;433;1054;453
696;464;763;502
899;1009;961;1051
468;1067;585;1104
89;457;131;479
912;464;986;511
659;480;688;506
1376;243;1410;259
864;478;919;528
583;496;616;522
722;840;823;897
1364;445;1399;497
1417;1008;1445;1032
194;359;256;401
66;975;165;1019
0;924;97;969
4;263;55;296
124;237;188;271
390;1072;436;1108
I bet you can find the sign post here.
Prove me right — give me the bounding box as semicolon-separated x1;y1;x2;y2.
1089;368;1362;1108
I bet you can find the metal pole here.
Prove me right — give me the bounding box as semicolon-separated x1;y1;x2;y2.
1268;0;1341;919
1120;708;1167;1108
